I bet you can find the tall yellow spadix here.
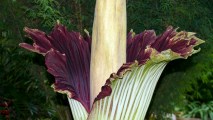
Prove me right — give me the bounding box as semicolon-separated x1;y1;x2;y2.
90;0;127;106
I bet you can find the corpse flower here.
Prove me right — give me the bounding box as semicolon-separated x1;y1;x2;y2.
19;0;204;120
19;24;203;119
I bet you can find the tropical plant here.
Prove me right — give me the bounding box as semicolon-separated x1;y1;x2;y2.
1;0;211;119
19;0;204;119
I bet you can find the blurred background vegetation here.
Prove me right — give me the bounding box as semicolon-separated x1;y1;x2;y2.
0;0;212;119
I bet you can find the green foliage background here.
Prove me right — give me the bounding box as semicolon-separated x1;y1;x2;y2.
0;0;212;119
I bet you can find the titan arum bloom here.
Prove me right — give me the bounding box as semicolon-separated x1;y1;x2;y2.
19;0;204;120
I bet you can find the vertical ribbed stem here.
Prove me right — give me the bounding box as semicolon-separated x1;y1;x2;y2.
88;62;168;120
68;98;88;120
90;0;127;106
